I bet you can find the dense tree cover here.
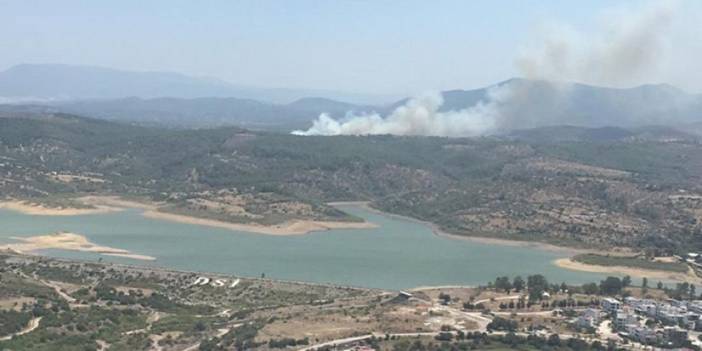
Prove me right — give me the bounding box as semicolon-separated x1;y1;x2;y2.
494;276;512;293
582;283;599;295
486;317;518;332
665;282;699;300
512;276;525;292
387;332;605;351
527;275;550;302
599;277;624;296
483;274;675;300
267;337;309;348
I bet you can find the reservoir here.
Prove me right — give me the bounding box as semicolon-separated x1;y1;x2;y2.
0;204;607;290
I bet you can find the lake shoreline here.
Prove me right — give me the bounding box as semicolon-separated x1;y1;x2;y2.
1;196;377;236
335;202;590;256
0;199;119;216
336;202;702;283
142;209;377;235
0;251;387;293
2;199;694;288
1;196;631;254
0;231;155;261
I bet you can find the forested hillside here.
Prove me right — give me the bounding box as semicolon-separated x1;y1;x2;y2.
1;112;701;252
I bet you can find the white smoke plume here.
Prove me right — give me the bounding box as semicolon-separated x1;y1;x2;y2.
293;1;684;137
516;1;677;87
292;88;510;137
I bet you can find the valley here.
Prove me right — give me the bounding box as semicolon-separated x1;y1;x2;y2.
1;112;701;255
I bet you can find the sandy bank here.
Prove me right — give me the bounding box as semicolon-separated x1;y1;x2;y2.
0;200;119;216
0;232;155;261
554;258;700;284
142;210;377;235
1;196;377;235
78;195;159;210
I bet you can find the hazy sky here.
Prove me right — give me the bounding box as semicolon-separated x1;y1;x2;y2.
2;0;701;95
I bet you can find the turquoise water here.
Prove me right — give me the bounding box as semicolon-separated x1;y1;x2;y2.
0;205;607;290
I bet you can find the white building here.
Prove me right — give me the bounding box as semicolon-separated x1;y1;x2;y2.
625;297;658;317
602;297;621;314
613;310;638;330
657;305;688;325
575;308;601;329
627;325;658;344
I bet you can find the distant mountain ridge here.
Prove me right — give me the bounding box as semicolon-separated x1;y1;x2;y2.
42;96;375;130
0;94;379;130
386;78;702;130
0;64;392;104
1;64;701;132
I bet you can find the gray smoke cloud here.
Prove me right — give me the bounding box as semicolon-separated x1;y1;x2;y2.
293;1;683;137
516;1;677;86
292;88;510;137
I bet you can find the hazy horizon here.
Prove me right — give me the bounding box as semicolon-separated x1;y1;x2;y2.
3;0;702;96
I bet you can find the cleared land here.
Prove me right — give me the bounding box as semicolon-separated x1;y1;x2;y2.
554;257;699;284
571;253;689;273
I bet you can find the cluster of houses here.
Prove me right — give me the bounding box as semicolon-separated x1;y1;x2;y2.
575;297;702;347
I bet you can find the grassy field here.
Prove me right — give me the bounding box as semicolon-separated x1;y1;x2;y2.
572;253;689;273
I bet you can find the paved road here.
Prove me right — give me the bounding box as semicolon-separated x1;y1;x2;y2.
474;295;522;305
298;332;445;351
298;328;639;351
297;334;375;351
